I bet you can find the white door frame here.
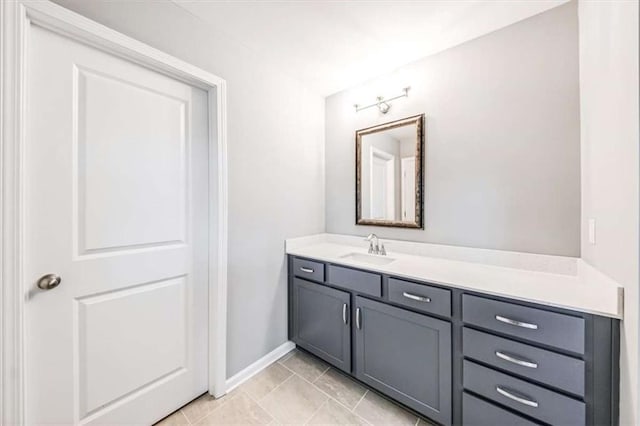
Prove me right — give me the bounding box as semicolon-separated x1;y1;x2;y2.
0;1;229;423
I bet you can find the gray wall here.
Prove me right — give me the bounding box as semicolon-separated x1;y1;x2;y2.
578;1;639;424
51;0;325;378
325;2;580;256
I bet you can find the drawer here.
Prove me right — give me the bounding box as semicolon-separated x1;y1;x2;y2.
387;278;451;317
463;360;585;426
292;257;325;282
463;392;540;426
463;327;585;397
327;265;381;297
462;294;585;354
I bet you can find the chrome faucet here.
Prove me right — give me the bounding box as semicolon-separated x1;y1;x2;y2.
366;233;386;255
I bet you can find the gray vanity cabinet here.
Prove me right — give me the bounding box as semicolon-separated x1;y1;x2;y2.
354;296;452;426
291;277;351;372
287;255;620;426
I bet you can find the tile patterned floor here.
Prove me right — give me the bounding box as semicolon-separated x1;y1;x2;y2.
155;349;435;425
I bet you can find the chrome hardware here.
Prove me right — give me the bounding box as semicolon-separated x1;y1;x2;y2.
356;307;362;329
402;292;431;303
365;234;386;255
495;351;538;369
299;267;314;273
496;386;539;408
37;273;62;290
366;233;379;254
495;315;538;330
342;303;348;325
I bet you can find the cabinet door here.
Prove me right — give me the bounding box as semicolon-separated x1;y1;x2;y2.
292;278;351;372
355;296;452;426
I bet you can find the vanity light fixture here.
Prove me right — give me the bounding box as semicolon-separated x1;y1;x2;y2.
354;87;410;114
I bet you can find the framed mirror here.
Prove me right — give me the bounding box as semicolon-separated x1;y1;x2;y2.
356;114;424;228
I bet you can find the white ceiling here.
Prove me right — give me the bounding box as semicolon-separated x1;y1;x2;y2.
174;0;568;96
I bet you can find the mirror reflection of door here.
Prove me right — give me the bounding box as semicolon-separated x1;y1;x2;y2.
370;148;395;219
401;157;416;221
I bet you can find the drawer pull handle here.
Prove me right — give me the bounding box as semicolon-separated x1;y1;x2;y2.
495;315;538;330
402;292;431;303
496;386;539;408
495;351;538;369
342;303;348;325
299;267;314;273
356;307;362;330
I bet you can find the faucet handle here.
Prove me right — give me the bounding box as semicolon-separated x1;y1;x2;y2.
380;243;387;256
368;241;374;254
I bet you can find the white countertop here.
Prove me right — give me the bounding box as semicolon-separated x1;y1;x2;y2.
285;234;624;319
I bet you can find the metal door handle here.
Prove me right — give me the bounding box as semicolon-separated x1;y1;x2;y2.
496;386;539;408
495;315;538;330
342;304;348;325
356;307;362;329
402;292;431;303
37;274;62;290
495;351;538;369
299;267;314;273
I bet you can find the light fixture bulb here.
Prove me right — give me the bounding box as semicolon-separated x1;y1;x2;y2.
378;101;390;114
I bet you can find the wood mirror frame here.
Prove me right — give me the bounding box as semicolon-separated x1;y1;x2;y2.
356;114;425;229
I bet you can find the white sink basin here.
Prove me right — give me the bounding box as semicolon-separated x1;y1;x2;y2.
340;252;396;266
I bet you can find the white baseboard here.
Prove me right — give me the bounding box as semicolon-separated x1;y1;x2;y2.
225;341;296;393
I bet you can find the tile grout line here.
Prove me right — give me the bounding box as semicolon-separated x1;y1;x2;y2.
352;389;369;413
279;357;374;426
165;349;407;426
249;369;301;423
257;370;296;402
177;408;191;426
276;348;297;365
183;390;238;425
297;368;371;424
305;374;355;413
239;388;276;424
254;398;277;424
253;371;323;424
273;356;367;423
314;374;365;411
302;398;329;425
254;352;410;426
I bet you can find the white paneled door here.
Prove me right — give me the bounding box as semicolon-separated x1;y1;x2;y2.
24;23;209;425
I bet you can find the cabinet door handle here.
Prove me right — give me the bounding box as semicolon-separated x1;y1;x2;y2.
496;386;539;408
342;304;348;325
495;315;538;330
299;267;314;273
356;307;362;330
495;351;538;369
402;292;431;303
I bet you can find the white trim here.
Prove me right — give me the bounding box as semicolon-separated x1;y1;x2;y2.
208;79;229;398
225;341;296;393
0;1;229;423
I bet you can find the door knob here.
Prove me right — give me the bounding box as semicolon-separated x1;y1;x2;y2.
37;274;61;290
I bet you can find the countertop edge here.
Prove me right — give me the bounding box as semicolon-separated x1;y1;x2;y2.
285;241;624;320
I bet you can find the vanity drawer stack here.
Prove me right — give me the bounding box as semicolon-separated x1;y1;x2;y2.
287;255;620;426
462;295;587;425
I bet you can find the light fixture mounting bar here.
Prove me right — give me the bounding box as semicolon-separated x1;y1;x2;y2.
354;87;410;113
